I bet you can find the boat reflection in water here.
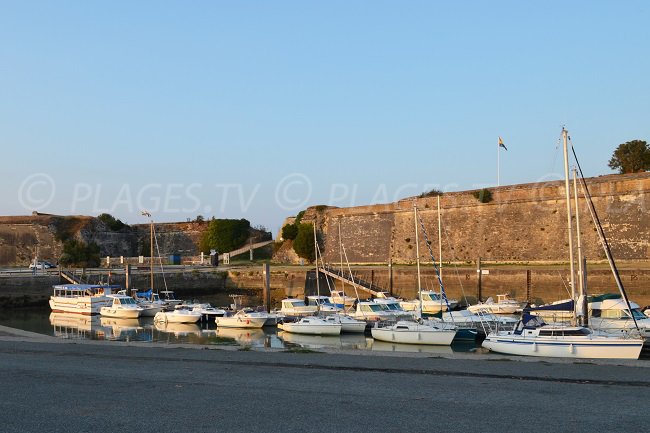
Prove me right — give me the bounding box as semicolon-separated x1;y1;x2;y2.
154;321;201;337
278;331;369;350
49;312;101;339
100;317;143;341
370;340;454;355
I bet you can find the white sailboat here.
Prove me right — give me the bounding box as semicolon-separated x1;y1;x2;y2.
371;204;456;346
482;127;644;359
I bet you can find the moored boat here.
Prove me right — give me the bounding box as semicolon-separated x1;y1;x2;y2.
371;320;456;346
154;309;201;324
49;284;116;315
100;294;143;319
482;314;643;359
278;316;342;335
215;310;267;328
467;294;524;315
323;314;367;333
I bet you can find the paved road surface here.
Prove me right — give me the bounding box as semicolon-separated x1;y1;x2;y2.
0;331;647;433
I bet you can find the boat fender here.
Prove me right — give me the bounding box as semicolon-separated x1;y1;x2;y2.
246;319;250;324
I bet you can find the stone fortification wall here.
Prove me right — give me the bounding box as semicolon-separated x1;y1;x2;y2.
316;172;650;264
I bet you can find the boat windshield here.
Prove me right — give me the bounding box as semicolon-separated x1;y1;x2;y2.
286;300;306;308
119;297;137;305
360;304;383;312
422;293;440;302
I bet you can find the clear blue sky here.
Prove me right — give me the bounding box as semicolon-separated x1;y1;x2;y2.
2;1;649;233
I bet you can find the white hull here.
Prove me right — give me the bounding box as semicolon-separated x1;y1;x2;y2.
324;316;367;333
215;316;267;329
154;311;201;324
100;307;141;319
400;301;458;314
138;304;164;317
371;322;456;346
482;334;643;359
467;304;520;315
49;297;110;315
278;322;342;336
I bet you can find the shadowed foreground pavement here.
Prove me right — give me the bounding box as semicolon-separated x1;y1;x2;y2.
0;334;648;433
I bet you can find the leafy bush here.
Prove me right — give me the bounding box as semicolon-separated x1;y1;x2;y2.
98;213;127;231
200;218;251;253
59;240;100;267
420;188;443;198
282;224;299;240
294;210;306;225
473;188;493;203
292;223;315;262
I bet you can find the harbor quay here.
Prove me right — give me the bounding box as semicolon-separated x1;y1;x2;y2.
0;327;647;433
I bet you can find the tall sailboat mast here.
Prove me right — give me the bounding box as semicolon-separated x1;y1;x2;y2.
561;128;577;323
414;203;422;318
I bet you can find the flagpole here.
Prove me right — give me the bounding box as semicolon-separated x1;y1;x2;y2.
497;138;500;187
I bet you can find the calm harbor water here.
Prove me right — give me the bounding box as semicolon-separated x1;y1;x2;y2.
1;306;648;359
0;306;481;355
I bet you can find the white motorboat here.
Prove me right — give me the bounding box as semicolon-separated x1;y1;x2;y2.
323;314;367;333
100;294;143;319
49;284;115;315
136;299;165;317
350;301;396;322
154;309;201;324
133;290;167;317
175;303;227;320
279;298;318;317
482;314;643;359
371;320;456;346
306;295;341;315
443;309;518;331
329;290;356;308
159;290;183;307
589;296;650;341
400;291;459;314
236;308;284;326
215;310;267;329
278;316;342;335
467;294;524;315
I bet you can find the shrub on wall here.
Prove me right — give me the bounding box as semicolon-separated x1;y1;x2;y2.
473;188;493;203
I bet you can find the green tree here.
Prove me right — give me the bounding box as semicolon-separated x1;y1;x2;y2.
608;140;650;173
97;213;127;231
200;218;251;253
292;223;315;262
60;240;101;267
281;223;298;240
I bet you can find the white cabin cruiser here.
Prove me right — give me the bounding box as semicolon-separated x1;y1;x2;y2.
350;301;395;322
467;294;524;315
215;310;267;329
159;290;183;307
400;291;459;314
278;316;342;336
371;320;456;346
279;298;318;317
153;309;201;324
323;314;367;333
306;295;341;315
329;290;356;308
100;294;143;319
482;314;643;359
49;284;115;315
589;296;650;341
